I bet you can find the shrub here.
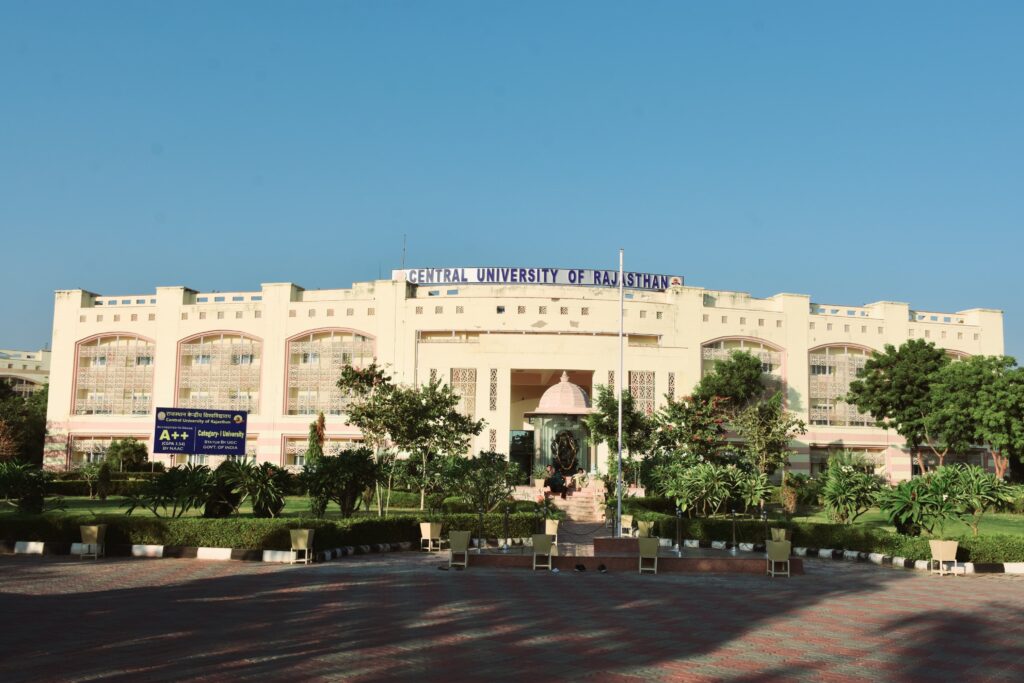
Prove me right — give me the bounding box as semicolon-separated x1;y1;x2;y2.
300;448;378;518
822;464;880;524
123;465;214;518
0;513;421;550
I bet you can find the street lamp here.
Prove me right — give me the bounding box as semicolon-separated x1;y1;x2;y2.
674;506;683;557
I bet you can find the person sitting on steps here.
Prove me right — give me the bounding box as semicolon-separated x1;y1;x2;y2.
543;465;567;500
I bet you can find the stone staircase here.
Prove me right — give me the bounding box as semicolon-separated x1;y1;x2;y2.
513;484;606;523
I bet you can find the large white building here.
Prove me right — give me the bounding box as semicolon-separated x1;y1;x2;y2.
1;347;50;397
44;267;1004;480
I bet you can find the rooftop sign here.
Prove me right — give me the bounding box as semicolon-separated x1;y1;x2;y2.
394;267;683;292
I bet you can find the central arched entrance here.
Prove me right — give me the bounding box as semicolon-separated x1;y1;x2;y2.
524;371;595;475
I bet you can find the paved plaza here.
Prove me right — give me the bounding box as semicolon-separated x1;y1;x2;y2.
1;553;1022;682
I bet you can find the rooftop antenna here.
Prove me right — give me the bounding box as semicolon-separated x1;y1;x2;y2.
401;233;407;270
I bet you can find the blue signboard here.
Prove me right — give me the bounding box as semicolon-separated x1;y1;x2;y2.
153;407;248;456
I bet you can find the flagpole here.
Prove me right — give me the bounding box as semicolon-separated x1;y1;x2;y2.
617;248;624;538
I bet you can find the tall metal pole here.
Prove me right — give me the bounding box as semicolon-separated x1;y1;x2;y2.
616;248;624;538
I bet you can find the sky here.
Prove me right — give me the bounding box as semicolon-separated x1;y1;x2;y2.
1;1;1022;358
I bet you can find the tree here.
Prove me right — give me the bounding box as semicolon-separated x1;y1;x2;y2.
846;340;948;474
105;438;149;472
923;358;999;467
0;384;48;466
584;385;653;487
387;379;485;510
0;419;19;461
305;412;326;465
340;365;485;510
821;460;881;524
692;351;769;414
452;451;520;514
651;394;726;462
301;447;380;517
733;393;807;479
973;363;1024;480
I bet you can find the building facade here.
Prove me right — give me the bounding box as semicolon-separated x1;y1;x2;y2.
1;347;50;397
44;268;1004;480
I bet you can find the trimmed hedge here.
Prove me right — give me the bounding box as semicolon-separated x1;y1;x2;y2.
622;497;1024;563
0;514;421;550
0;511;546;550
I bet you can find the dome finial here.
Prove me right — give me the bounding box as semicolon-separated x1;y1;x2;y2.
560;371;569;382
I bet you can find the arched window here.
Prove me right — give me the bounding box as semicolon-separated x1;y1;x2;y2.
177;332;262;413
74;334;155;415
808;345;874;426
286;329;375;415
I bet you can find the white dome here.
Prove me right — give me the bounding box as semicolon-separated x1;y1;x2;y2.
525;371;592;416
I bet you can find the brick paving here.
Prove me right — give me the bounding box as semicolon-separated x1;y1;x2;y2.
1;553;1022;682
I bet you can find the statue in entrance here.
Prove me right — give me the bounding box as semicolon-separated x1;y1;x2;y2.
550;429;579;476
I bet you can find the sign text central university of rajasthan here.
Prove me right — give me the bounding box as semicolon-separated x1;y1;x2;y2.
395;267;683;292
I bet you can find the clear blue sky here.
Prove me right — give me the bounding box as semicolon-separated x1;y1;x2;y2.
1;2;1022;358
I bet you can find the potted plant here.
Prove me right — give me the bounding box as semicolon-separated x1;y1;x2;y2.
532;464;548;488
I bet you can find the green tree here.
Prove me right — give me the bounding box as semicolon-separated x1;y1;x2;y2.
0;384;48;466
821;460;881;524
651;394;726;462
973;362;1024;481
692;351;769;414
925;356;1012;468
105;437;149;472
733;393;807;478
846;340;948;474
946;464;1012;537
305;412;326;465
584;384;653;488
452;451;519;514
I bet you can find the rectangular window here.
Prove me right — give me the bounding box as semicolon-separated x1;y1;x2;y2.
232;354;255;365
199;312;207;320
135;356;153;366
758;318;764;327
148;313;155;321
254;310;262;319
447;289;459;295
346;308;354;316
308;309;316;317
656;311;663;320
560;306;568;315
776;320;782;328
236;311;243;319
517;305;526;314
435;306;443;314
827;323;833;331
232;296;244;302
721;316;727;323
217;311;224;320
130;314;138;322
327;309;334;317
301;352;319;364
113;315;120;322
496;306;505;314
251;296;262;302
367;308;375;316
181;313;188;320
456;306;464;314
288;310;296;318
844;324;850;332
197;297;208;303
539;306;547;314
861;325;867;333
428;290;440;297
640;310;647;319
702;314;709;322
415;306;423;314
582;307;589;316
136;299;146;304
